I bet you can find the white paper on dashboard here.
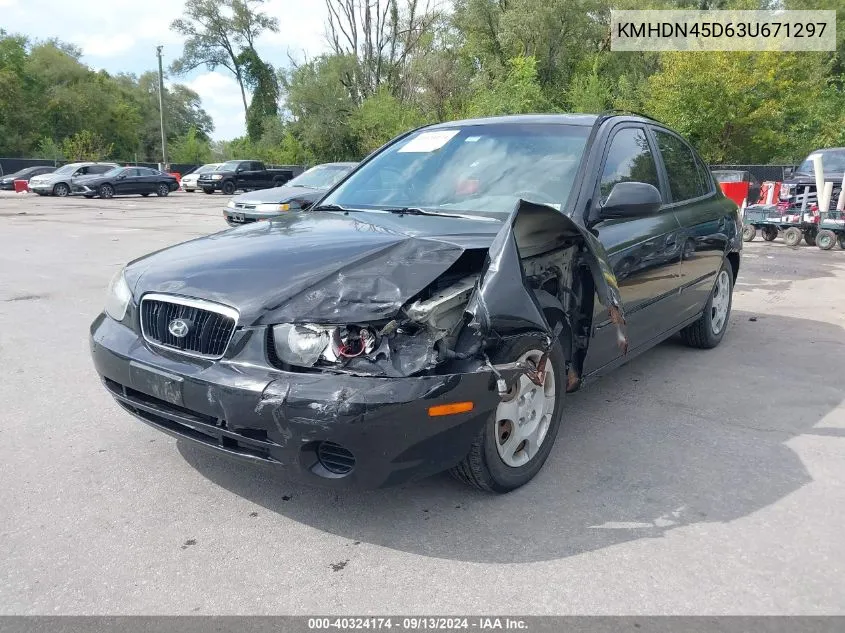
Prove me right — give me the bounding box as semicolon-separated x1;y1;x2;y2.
398;130;459;153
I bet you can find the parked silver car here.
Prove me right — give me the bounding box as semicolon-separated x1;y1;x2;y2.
181;163;223;192
28;162;120;197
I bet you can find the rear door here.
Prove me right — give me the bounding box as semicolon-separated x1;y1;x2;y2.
136;168;158;194
583;124;686;374
650;127;733;323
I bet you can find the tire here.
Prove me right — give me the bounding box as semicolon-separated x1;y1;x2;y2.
804;230;817;246
202;188;214;194
784;227;803;247
450;335;565;493
98;184;114;199
53;182;69;197
185;188;195;193
816;229;837;250
221;181;236;195
141;193;150;197
762;226;778;241
839;235;845;250
156;183;169;197
680;261;733;349
741;224;756;242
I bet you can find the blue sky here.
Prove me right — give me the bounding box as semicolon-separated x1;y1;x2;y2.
0;0;329;139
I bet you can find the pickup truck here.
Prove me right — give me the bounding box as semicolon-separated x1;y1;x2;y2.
198;160;296;195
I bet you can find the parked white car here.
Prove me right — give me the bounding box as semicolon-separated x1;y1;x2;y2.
181;163;223;192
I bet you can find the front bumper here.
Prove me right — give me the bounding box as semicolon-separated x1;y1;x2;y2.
198;179;222;191
0;181;15;190
29;183;54;194
223;208;287;226
90;314;503;489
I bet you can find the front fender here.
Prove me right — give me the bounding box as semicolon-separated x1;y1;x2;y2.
466;199;627;352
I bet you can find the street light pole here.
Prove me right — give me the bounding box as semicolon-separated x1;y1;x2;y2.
156;45;168;170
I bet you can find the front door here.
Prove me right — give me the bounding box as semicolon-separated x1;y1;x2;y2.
583;125;686;374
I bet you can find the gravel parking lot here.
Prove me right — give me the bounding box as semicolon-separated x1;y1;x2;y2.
1;190;844;615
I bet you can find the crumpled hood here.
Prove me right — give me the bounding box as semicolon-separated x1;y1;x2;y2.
126;210;500;326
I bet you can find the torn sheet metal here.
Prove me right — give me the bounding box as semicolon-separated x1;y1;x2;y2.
467;199;627;351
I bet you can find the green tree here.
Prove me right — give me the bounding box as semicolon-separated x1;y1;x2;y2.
466;55;551;117
171;0;278;121
169;127;213;163
350;89;426;154
62;130;114;161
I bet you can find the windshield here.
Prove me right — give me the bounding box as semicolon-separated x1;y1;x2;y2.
320;123;591;217
54;164;80;175
797;149;845;174
288;164;354;189
196;164;221;174
220;160;242;171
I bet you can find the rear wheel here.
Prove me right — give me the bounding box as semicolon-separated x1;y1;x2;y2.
98;184;114;199
742;224;756;242
762;226;778;241
816;229;837;250
202;188;214;194
804;230;817;246
450;335;565;493
681;262;733;349
184;188;195;193
784;227;803;247
156;183;169;197
221;181;236;195
53;182;69;197
839;235;845;250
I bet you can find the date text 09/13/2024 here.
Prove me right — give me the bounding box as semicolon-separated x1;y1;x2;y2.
308;617;528;630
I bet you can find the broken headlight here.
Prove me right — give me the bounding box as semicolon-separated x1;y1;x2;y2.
272;324;331;367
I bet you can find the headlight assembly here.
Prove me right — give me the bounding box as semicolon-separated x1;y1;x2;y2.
211;174;223;180
105;269;132;321
273;324;330;366
256;203;290;213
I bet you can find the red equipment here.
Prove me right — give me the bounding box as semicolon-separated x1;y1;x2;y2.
13;179;28;193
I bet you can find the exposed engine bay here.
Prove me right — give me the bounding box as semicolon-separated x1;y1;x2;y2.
269;201;624;382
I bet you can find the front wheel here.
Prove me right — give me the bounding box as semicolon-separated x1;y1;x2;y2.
53;182;69;197
184;188;195;193
784;227;803;247
839;235;845;250
221;181;236;195
742;224;756;242
156;183;169;197
681;261;733;349
98;184;114;199
451;335;565;493
202;188;214;194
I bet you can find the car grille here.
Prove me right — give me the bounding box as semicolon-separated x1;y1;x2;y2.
233;202;257;210
140;294;238;359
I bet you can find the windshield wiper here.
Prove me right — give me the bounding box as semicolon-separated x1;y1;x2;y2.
311;203;356;212
382;207;438;216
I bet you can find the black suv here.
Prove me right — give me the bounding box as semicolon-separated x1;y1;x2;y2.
90;114;741;492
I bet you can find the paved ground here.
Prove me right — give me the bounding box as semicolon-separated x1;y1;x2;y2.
1;190;844;615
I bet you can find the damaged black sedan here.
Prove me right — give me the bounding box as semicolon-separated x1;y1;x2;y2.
90;114;741;492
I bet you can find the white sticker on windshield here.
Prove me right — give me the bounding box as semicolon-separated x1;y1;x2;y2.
465;136;481;143
398;130;459;153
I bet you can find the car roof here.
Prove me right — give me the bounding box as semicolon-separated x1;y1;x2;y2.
424;114;601;129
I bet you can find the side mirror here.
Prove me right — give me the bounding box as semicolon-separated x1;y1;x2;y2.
600;181;662;220
236;167;244;173
783;167;794;179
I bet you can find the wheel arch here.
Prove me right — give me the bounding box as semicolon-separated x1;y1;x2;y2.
727;251;740;282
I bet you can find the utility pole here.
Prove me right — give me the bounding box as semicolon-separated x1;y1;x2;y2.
156;45;168;170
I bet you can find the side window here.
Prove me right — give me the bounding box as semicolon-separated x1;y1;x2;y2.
654;130;707;202
599;127;661;203
251;161;263;171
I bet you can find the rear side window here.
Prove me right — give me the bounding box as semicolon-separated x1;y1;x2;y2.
599;127;661;202
654;131;707;202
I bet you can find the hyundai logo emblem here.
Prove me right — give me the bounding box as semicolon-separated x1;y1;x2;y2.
168;318;190;338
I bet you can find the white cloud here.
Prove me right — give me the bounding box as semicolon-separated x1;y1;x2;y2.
183;71;251;140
